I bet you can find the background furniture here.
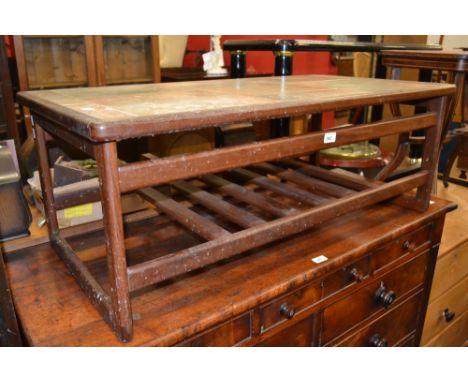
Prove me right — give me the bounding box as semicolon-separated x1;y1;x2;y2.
223;39;442;137
13;35;161;135
381;49;468;184
93;36;160;86
0;140;31;241
13;35;161;167
0;245;22;346
442;127;468;187
0;38;19;144
420;181;468;346
17;74;454;342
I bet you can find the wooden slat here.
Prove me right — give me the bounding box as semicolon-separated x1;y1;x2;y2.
34;114;96;158
281;158;377;191
141;153;266;228
127;171;428;291
1;206;161;255
54;177;100;210
201;174;298;217
51;235;112;320
253;162;353;198
137;187;230;241
233;168;329;206
171;180;266;228
118;113;437;193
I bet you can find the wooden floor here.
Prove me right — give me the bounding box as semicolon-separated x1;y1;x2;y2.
436;179;468;255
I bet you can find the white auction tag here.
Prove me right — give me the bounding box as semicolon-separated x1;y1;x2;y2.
324;132;336;144
311;255;328;264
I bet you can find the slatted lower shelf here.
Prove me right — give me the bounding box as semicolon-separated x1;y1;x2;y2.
64;157;427;297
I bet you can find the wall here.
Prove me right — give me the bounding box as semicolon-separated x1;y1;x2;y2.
427;35;468;49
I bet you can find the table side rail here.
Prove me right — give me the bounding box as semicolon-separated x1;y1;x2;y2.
118;113;437;193
127;171;428;291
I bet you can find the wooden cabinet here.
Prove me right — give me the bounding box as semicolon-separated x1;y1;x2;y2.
0;38;18;142
14;36;97;90
174;222;445;347
94;36;160;86
14;35;161;90
13;35;160;133
422;241;468;346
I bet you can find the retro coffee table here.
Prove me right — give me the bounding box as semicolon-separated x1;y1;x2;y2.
17;75;455;342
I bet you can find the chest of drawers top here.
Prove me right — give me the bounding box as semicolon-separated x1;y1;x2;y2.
6;196;455;346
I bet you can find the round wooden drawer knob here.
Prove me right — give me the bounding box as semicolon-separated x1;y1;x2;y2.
280;303;295;319
443;308;455;322
369;333;388;347
374;283;396;308
402;240;411;251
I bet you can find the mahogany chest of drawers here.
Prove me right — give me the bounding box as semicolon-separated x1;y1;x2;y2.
5;197;454;346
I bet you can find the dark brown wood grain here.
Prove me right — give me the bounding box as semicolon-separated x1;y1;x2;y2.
95;142;133;342
382;50;468;72
321;251;429;344
118;113;437;192
17;75;454;141
4;197;454;346
127;172;428;291
200;174;298;217
253;162;353;198
0;247;22;346
0;39;19;143
138;187;230;240
233;167;329;206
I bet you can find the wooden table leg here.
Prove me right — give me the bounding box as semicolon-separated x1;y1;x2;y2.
415;96;449;209
34;122;60;238
95;142;133;342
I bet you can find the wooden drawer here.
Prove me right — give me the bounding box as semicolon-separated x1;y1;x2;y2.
371;224;431;272
322;256;371;298
425;310;468;347
397;335;416;347
321;251;428;344
331;292;422;346
428;242;468;302
259;281;321;333
421;275;468;344
256;316;315;347
179;313;251;346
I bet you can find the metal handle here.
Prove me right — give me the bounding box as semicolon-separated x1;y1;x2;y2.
280;303;295;319
369;333;388;347
348;267;365;282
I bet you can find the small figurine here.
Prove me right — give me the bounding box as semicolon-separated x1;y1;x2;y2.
203;35;228;75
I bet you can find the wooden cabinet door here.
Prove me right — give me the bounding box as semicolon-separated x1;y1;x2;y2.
13;35;97;134
93;36;160;86
14;35;97;90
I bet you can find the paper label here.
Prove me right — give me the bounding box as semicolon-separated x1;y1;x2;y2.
64;203;93;219
324;132;336;144
311;255;328;264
